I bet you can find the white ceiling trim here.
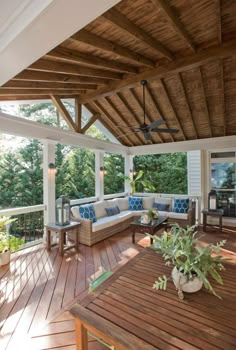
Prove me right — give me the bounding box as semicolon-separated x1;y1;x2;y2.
0;0;121;86
0;111;128;155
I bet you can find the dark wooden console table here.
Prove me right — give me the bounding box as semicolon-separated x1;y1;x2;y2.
202;209;224;233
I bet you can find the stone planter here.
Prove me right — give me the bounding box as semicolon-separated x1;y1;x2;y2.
0;250;11;266
171;266;203;299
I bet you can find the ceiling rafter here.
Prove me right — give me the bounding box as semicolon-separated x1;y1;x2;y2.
198;67;213;137
75;98;82;132
102;8;173;60
51;95;79;132
116;92;151;144
91;100;133;146
3;81;97;90
150;0;195;52
71;29;155;68
0;88;84;96
215;0;222;44
159;79;187;141
13;70;109;85
77;40;236;104
46;46;138;74
129;88;162;144
219;60;226;136
145;84;175;142
29;59;123;80
178;73;198;139
104;96;140;145
81;112;100;134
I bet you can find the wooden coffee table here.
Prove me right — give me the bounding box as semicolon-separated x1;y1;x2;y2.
130;216;168;244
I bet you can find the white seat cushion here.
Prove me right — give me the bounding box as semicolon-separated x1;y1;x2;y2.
104;199;118;208
142;196;154;210
93;201;107;218
117;198;129;211
92;210;133;232
71;206;80;218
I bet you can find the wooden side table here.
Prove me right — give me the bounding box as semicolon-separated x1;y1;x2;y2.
202;209;224;233
46;221;80;256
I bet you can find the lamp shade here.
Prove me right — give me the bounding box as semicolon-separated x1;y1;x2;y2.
56;195;70;226
208;189;217;211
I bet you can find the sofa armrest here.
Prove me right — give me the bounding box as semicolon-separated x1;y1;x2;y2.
187;200;196;226
70;215;92;236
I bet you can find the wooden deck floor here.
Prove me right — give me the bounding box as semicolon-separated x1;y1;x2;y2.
1;226;236;350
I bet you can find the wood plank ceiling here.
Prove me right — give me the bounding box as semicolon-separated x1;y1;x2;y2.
1;0;236;146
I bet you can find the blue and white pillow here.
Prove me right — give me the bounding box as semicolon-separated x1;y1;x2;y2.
79;204;97;222
173;198;189;214
129;197;144;211
105;206;120;216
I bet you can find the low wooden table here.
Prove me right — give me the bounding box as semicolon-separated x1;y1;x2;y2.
202;209;224;233
70;248;236;350
46;221;80;256
130;216;168;244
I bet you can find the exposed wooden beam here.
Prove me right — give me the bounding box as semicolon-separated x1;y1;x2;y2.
219;60;226;136
145;84;175;142
51;95;79;132
198;67;213;137
129;88;162;144
159;79;187;141
150;0;195;52
13;70;109;85
71;29;155;68
0;88;84;95
75;98;82;132
46;47;138;74
90;101;132;146
3;81;97;90
81;113;99;133
102;8;173;60
215;0;222;44
29;59;123;80
0;95;59;101
104;96;140;145
178;73;198;139
116;92;149;144
78;40;236;104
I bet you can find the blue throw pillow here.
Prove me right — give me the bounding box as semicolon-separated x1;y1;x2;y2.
129;197;144;211
105;206;120;216
153;202;170;211
79;204;97;222
173;198;189;214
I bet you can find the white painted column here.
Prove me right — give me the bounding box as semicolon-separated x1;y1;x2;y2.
187;150;202;224
95;150;104;201
124;155;134;195
43;141;56;240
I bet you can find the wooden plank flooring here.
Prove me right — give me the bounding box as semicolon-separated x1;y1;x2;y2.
0;226;236;350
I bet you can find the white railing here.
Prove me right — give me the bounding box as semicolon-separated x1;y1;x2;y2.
0;204;45;216
104;192;127;200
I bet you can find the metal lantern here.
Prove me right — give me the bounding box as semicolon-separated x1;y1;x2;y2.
56;195;70;226
208;189;217;211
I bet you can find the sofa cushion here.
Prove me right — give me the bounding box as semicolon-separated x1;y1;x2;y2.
142;196;154;210
117;198;129;211
105;199;118;208
154;197;172;211
153;202;170;211
79;204;97;223
173;198;190;214
92;211;133;232
105;206;120;216
129;197;144;211
71;206;80;218
93;201;107;218
164;211;188;220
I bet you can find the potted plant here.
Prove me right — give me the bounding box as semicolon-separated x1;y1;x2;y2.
0;216;25;266
150;224;229;299
118;170;156;195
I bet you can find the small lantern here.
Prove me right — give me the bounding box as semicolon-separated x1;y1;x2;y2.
56;195;70;226
208;189;217;212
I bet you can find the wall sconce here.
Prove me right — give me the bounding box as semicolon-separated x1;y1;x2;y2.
130;169;136;176
48;163;57;175
100;166;107;175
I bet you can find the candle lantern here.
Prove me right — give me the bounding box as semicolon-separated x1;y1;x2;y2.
56;195;70;226
208;189;217;212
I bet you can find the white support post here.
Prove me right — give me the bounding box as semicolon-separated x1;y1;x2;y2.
43;141;56;240
125;155;134;196
95;150;104;201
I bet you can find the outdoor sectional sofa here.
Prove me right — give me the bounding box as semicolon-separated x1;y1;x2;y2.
70;196;196;246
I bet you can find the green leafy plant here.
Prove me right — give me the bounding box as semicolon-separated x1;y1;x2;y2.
147;209;159;219
150;224;229;298
0;216;25;253
118;170;156;194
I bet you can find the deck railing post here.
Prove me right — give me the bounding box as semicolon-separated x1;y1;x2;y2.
95;150;104;201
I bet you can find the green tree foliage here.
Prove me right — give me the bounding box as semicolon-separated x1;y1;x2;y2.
104;153;125;195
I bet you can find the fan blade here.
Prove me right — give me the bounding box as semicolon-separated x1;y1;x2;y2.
148;120;166;130
152;128;179;134
143;132;152;140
